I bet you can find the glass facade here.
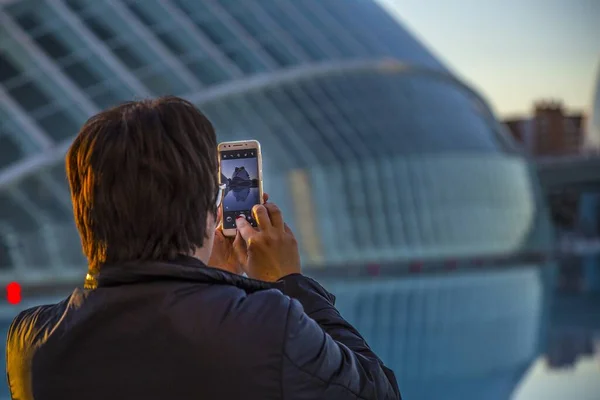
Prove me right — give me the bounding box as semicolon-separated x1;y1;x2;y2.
1;0;533;273
0;1;554;399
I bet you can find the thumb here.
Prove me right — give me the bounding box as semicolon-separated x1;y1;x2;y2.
235;216;255;242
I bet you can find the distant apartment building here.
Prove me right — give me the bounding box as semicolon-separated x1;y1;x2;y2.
504;101;586;156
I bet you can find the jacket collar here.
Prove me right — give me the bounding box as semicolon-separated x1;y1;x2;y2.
92;255;280;294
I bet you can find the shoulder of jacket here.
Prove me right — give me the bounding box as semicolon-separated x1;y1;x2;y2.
220;288;293;337
7;298;70;348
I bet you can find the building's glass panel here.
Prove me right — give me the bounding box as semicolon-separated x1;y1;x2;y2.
0;192;38;232
257;0;330;61
351;71;503;154
0;104;42;153
342;161;377;253
0;53;80;142
321;76;382;155
353;1;444;70
240;91;308;168
0;18;95;141
185;58;229;86
19;176;71;222
5;77;51;114
31;30;71;60
7;4;131;109
313;164;358;261
49;164;70;191
0;119;27;169
319;0;392;58
121;0;231;84
290;0;358;58
63;0;87;12
0;51;22;84
171;0;268;74
202;99;247;142
276;85;342;162
51;221;86;267
17;228;54;269
63;0;189;95
215;0;300;67
35;107;80;142
301;79;363;159
232;94;294;168
0;236;13;270
0;133;23;169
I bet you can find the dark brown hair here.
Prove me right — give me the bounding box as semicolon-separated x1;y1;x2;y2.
66;96;218;275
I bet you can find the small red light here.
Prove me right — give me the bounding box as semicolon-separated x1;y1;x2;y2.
6;282;22;305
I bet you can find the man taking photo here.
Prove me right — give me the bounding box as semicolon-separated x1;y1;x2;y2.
6;96;401;400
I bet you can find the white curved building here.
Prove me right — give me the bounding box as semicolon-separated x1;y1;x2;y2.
585;62;600;149
0;1;554;399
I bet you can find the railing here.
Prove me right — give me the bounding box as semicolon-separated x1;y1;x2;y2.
536;151;600;166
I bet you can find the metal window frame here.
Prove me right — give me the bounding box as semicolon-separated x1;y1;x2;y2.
0;9;99;116
322;0;392;56
272;0;342;58
8;187;64;267
203;0;277;70
0;222;25;272
158;0;243;78
45;0;152;97
229;1;311;64
0;85;53;149
301;0;367;56
104;0;202;91
0;59;502;188
248;90;319;166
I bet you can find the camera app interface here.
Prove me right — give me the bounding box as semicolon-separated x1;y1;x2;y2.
220;149;260;229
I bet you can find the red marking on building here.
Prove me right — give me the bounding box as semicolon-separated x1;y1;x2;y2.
6;282;21;305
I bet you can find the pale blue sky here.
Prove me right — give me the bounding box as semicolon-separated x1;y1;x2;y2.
378;0;600;118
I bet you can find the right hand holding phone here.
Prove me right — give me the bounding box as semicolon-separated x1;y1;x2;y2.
234;203;301;282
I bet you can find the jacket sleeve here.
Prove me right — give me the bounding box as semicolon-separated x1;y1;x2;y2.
279;274;401;400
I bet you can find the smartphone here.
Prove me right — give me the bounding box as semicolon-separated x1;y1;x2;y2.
218;140;264;237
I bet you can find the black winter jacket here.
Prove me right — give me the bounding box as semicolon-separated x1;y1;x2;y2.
6;256;400;399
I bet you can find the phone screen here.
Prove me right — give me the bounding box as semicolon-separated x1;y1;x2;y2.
220;149;260;229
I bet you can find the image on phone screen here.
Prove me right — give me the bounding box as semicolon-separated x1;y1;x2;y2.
220;149;260;229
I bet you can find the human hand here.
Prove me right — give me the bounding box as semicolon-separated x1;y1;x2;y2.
234;202;301;282
208;227;245;274
208;193;269;274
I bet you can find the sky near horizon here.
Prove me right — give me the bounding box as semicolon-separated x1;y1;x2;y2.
378;0;600;118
